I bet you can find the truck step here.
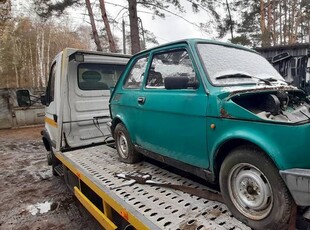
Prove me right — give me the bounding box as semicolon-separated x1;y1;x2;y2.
54;164;64;176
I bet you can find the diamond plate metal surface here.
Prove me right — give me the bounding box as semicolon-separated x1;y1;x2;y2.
62;145;250;230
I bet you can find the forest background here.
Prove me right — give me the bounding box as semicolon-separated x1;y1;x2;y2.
0;0;309;89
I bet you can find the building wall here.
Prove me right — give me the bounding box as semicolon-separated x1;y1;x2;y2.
0;88;45;129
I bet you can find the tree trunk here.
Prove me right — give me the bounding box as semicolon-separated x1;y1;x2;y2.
28;38;34;87
288;1;291;43
225;0;233;40
85;0;102;51
46;26;51;87
272;0;277;45
99;0;117;53
308;20;310;43
284;0;287;44
128;0;141;54
40;28;45;88
279;2;282;44
260;0;267;46
267;0;272;46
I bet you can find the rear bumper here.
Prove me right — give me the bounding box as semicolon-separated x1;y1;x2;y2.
280;168;310;206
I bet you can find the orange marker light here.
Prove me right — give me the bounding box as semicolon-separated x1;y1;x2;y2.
121;209;129;220
210;124;216;129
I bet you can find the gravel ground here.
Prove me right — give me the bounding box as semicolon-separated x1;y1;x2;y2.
0;126;99;230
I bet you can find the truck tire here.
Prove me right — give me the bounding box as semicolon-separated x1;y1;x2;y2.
114;123;141;164
47;150;52;166
219;145;293;229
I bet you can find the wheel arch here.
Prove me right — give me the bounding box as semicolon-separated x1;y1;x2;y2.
212;137;281;184
111;115;131;139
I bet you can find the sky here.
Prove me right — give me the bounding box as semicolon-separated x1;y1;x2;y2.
12;0;229;51
102;0;220;44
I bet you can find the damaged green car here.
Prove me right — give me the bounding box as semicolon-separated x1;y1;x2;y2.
109;39;310;229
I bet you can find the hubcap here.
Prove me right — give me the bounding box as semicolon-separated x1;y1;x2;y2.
117;131;128;159
228;163;273;220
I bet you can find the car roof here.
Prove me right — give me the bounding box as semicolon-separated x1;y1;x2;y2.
133;38;257;57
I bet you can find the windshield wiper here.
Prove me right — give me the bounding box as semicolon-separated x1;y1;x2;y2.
215;73;272;86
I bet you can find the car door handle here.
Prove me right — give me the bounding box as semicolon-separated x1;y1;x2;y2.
137;97;146;104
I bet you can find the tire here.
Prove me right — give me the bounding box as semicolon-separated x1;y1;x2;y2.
219;145;293;230
114;123;141;164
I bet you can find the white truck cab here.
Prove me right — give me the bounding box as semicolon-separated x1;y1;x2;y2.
40;48;130;174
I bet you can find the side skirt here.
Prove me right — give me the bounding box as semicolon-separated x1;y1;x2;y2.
134;145;215;183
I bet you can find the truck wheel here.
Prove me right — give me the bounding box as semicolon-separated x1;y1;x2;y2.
114;123;141;163
219;146;293;229
47;150;52;166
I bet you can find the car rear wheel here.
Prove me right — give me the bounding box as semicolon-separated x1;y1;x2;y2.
114;123;141;163
219;145;293;229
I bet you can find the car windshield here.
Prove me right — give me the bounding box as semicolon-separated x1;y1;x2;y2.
196;43;285;86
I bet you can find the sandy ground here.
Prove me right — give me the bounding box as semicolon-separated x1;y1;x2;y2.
0;126;99;230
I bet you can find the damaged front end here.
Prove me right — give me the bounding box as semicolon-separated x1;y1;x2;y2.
222;87;310;124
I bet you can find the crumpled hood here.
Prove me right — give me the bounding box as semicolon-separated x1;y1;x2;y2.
216;84;310;124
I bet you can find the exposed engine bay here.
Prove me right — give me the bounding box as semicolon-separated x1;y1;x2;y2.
232;90;310;123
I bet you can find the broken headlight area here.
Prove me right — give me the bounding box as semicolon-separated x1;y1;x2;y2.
231;91;310;123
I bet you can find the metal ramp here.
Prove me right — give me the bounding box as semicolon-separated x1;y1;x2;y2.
59;145;250;230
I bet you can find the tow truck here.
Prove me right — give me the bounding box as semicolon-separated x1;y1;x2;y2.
17;47;309;229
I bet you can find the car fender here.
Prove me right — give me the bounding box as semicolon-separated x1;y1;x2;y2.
210;127;285;172
111;114;136;141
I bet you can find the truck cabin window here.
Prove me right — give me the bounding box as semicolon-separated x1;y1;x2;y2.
78;63;126;90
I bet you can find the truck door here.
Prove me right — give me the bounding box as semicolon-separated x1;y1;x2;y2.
44;56;61;147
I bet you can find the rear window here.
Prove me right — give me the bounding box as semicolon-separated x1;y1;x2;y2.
78;63;126;90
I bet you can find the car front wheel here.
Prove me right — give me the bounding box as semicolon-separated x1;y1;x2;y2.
220;146;293;229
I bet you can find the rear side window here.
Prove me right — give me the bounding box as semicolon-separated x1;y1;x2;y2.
124;56;148;89
78;63;126;90
146;49;197;89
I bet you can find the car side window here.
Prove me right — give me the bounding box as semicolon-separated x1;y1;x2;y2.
124;56;148;89
146;49;197;89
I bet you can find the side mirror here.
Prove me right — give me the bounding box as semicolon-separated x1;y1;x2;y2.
40;95;47;105
164;76;199;90
16;90;31;107
165;76;189;89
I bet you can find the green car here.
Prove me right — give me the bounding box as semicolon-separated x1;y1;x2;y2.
109;39;310;229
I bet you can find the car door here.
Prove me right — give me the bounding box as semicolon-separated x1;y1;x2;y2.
112;55;149;140
136;48;209;168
